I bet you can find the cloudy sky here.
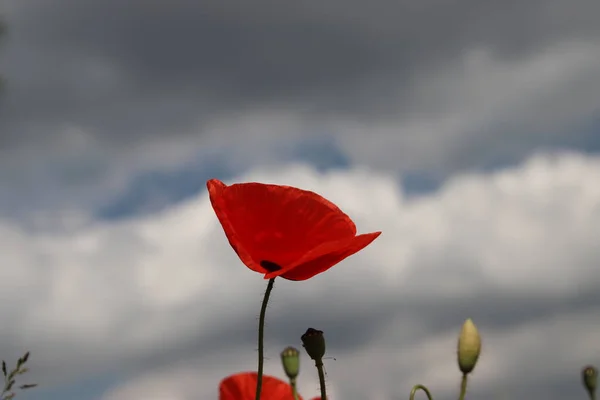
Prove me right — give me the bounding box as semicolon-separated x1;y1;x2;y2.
0;0;599;399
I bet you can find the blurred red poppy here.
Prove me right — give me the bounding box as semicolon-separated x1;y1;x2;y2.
207;179;381;281
219;372;303;400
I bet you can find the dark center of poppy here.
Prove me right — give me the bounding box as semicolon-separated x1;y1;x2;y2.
260;260;282;272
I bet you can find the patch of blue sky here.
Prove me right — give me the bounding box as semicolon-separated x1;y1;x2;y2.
95;120;600;222
95;154;236;220
401;172;443;196
560;116;600;154
21;372;121;400
282;135;351;172
95;136;351;221
401;117;600;197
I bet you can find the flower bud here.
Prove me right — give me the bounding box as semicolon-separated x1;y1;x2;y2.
281;346;300;380
457;318;481;375
301;328;326;362
582;365;598;398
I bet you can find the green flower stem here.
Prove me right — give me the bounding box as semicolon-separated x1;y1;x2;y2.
290;378;300;400
458;374;468;400
315;360;327;400
409;384;433;400
255;278;276;400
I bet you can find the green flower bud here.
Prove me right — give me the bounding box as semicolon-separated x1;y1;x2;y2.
281;346;300;380
582;365;598;399
457;318;481;375
301;328;326;362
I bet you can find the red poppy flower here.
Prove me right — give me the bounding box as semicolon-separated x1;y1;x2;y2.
207;179;381;281
219;372;303;400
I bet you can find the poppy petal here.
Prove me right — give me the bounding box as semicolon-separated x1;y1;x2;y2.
219;372;303;400
208;179;357;273
274;231;382;281
208;179;264;273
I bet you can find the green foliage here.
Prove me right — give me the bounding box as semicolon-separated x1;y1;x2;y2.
1;352;37;400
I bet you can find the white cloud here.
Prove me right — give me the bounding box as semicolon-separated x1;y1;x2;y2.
0;151;599;399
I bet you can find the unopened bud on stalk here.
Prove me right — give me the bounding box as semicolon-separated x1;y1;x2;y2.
582;365;598;399
281;346;300;380
457;318;481;375
301;328;326;362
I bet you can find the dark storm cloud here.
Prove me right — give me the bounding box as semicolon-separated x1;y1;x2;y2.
1;0;599;220
1;0;599;148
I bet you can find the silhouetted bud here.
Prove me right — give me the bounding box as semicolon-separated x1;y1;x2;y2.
301;328;326;362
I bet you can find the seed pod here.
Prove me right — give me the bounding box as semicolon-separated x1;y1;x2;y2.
281;347;300;380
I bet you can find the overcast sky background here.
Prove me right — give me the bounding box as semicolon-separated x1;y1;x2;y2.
0;1;599;399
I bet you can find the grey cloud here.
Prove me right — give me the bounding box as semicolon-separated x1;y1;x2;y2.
2;0;600;222
2;0;600;147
